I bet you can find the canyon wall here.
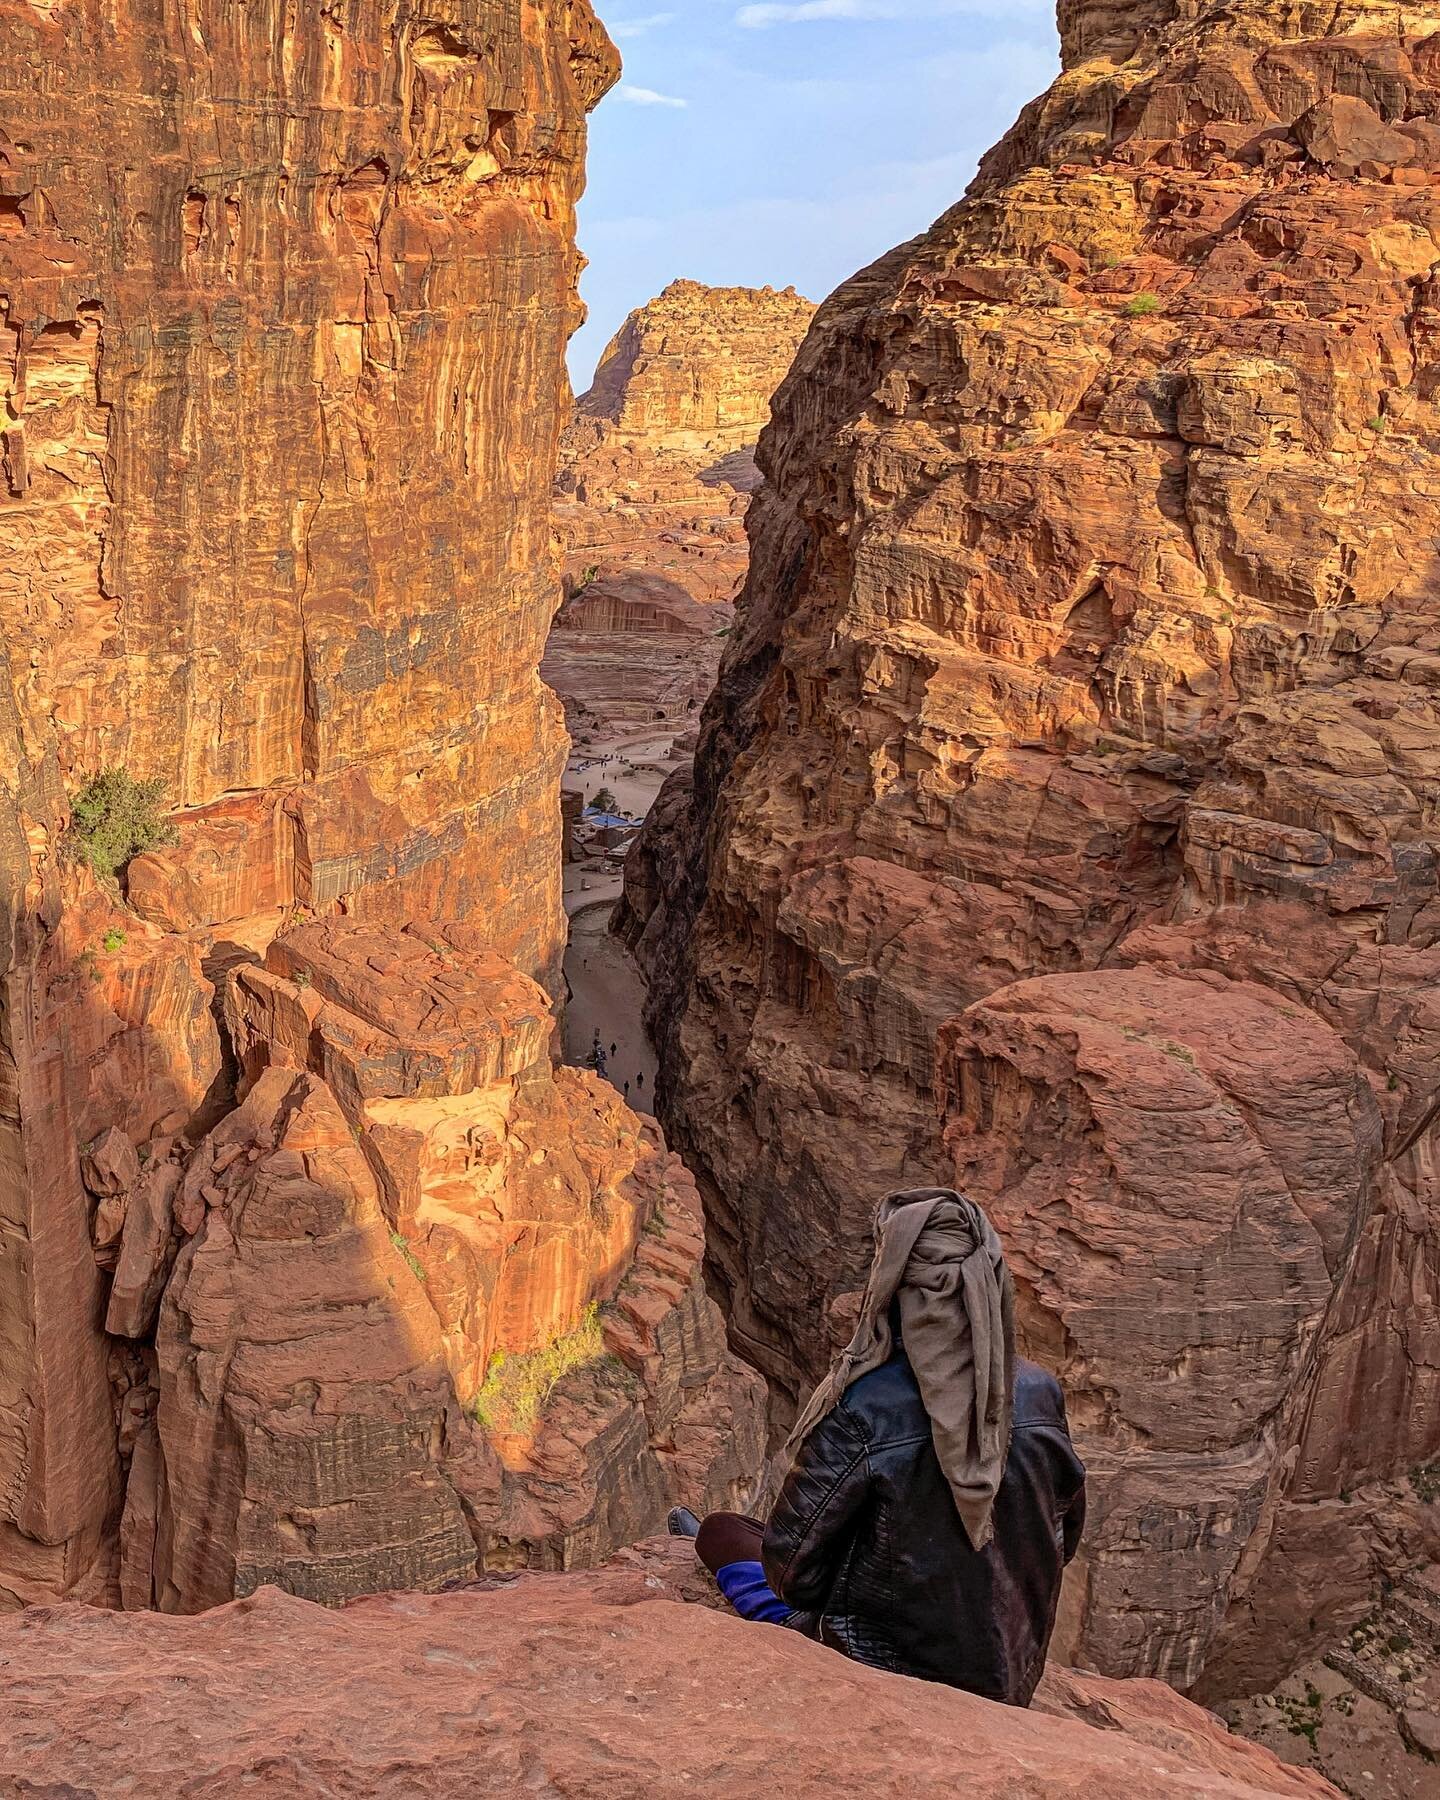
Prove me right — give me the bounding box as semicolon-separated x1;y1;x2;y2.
627;0;1440;1696
547;281;814;736
0;0;761;1612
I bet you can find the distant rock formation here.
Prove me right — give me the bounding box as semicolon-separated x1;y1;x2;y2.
626;0;1440;1697
546;281;815;736
0;2;759;1612
2;1537;1340;1799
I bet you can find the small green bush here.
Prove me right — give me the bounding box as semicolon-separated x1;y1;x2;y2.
470;1304;608;1433
70;767;176;879
101;927;126;953
1125;294;1161;318
592;786;619;813
389;1229;427;1284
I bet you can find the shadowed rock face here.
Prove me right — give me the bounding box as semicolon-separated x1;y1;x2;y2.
0;2;764;1611
0;1539;1341;1800
628;0;1440;1693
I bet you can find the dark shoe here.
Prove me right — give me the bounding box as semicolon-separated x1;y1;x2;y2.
667;1506;701;1539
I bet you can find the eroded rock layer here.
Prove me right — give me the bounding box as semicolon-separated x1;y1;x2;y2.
546;281;814;735
1;1539;1339;1799
628;0;1440;1694
0;0;762;1611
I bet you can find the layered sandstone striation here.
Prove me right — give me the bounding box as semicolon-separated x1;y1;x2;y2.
1;1538;1340;1799
546;281;814;734
627;0;1440;1695
0;1;761;1612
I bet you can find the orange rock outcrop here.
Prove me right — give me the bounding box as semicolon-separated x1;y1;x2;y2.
546;281;814;735
0;2;761;1612
1;1538;1340;1799
625;0;1440;1695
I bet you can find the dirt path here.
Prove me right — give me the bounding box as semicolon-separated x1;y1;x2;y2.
563;867;625;918
565;726;687;822
563;901;657;1116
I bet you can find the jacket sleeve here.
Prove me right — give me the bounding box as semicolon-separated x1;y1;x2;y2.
761;1400;873;1612
1062;1466;1086;1565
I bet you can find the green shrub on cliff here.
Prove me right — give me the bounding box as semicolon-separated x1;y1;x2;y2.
470;1304;610;1433
69;767;176;879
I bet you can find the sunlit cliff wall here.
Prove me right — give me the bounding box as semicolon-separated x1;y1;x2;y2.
0;0;763;1612
626;0;1440;1695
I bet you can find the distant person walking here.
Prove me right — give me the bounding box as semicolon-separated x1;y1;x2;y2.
670;1188;1085;1705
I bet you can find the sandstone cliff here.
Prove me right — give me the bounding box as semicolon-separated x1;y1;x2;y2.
0;1537;1341;1798
626;0;1440;1696
546;281;814;734
0;0;761;1613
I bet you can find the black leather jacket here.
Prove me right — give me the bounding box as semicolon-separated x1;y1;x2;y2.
761;1353;1085;1704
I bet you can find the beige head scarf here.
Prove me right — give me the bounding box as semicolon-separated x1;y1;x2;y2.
781;1187;1016;1551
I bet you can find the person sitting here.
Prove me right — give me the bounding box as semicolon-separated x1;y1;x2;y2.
670;1187;1085;1706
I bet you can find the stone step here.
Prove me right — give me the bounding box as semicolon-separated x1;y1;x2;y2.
1389;1590;1440;1652
1322;1647;1408;1711
1396;1574;1440;1628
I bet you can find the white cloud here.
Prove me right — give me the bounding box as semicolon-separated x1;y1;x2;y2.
615;83;689;108
610;12;676;39
738;0;885;23
736;0;1046;25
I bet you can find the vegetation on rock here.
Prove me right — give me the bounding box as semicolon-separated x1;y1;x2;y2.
69;768;176;880
470;1304;612;1431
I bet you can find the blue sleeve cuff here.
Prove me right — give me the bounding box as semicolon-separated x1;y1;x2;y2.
714;1558;795;1626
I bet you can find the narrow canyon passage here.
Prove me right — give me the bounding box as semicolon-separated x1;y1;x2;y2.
563;903;657;1116
547;284;816;1122
2;0;1440;1794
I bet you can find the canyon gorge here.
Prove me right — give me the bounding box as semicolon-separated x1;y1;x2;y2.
0;0;1435;1794
547;278;815;743
624;0;1440;1720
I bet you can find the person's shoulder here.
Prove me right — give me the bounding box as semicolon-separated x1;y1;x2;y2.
1012;1357;1068;1429
839;1352;927;1442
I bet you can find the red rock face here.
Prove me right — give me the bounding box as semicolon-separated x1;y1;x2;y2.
0;2;763;1610
0;1539;1340;1799
630;0;1440;1693
546;281;815;736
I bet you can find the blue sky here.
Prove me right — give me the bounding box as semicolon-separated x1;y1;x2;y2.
570;0;1061;383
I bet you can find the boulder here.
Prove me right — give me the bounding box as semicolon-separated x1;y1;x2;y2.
0;1546;1341;1798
